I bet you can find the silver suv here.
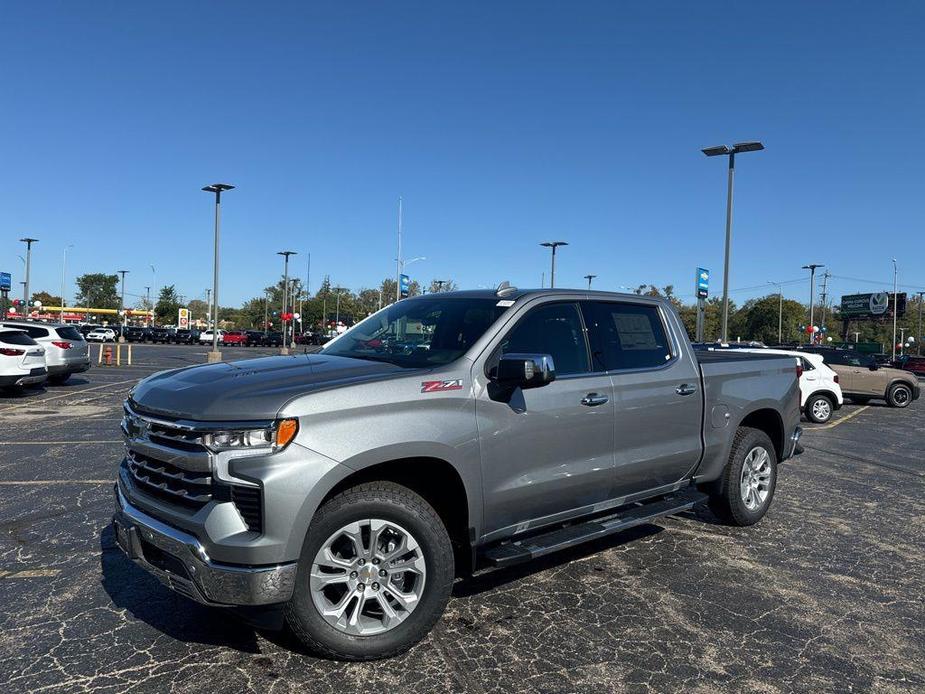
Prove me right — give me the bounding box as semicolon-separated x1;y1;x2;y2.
1;321;90;384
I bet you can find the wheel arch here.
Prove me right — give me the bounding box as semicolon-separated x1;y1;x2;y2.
738;407;785;462
805;389;839;411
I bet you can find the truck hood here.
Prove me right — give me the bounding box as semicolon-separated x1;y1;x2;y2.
129;354;411;421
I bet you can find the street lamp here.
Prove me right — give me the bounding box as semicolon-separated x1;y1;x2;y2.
277;250;297;353
19;238;38;307
891;258;898;361
333;286;346;331
61;244;74;321
584;274;597;290
916;291;924;356
701;141;764;341
540;241;568;288
117;270;129;341
768;281;783;344
202;183;234;362
802;264;823;344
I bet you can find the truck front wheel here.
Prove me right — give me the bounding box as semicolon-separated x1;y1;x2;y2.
285;481;454;660
708;427;778;526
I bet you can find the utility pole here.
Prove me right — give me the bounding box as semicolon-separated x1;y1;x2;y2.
277;251;297;353
802;264;823;344
819;270;830;330
891;259;899;361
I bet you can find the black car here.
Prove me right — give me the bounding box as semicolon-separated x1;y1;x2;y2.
122;326;151;342
264;331;284;347
245;330;266;346
172;329;197;344
149;327;173;344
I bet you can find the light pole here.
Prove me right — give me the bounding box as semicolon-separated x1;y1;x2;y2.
144;286;151;324
540;241;568;288
117;270;129;340
277;251;297;353
202;183;234;360
334;286;346;331
61;244;74;321
768;281;784;344
205;288;212;328
584;274;597;290
802;264;823;344
264;290;270;335
701;141;764;341
916;291;924;355
891;258;898;360
20;238;38;307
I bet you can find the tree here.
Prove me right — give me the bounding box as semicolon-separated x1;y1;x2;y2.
427;279;458;294
74;273;119;310
31;291;62;308
154;285;183;325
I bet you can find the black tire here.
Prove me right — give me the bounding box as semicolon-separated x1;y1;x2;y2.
848;396;870;405
47;374;71;385
285;481;454;661
804;394;833;424
708;426;778;526
887;382;912;408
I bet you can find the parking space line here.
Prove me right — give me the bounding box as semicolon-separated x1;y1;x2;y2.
1;569;62;578
0;379;138;413
811;406;869;430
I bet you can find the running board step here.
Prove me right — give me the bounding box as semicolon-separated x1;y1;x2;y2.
482;489;708;568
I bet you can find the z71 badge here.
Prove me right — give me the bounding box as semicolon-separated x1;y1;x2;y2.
421;379;464;393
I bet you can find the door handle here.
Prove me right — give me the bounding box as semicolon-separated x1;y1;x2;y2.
581;393;609;407
675;383;697;396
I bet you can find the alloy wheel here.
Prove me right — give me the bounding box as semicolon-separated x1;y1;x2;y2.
739;446;772;511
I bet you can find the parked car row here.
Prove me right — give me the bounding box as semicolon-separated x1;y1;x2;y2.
696;343;920;422
0;321;91;390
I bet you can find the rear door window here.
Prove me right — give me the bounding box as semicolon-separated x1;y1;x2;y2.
56;326;84;341
0;331;37;346
581;301;673;371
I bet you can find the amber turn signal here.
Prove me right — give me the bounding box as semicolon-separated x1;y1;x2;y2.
275;418;299;448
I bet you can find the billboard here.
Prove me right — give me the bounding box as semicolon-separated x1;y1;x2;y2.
178;307;190;328
0;272;10;291
840;292;906;319
399;274;410;298
695;268;709;299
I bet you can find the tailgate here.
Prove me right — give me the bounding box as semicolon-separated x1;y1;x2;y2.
22;348;45;368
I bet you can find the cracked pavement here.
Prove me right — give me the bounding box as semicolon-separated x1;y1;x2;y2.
1;345;922;692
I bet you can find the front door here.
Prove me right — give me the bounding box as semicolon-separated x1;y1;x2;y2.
581;300;704;498
475;301;616;539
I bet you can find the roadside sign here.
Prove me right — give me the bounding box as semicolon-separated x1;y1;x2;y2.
178;307;190;328
0;272;11;291
840;292;906;319
696;268;709;299
400;273;410;298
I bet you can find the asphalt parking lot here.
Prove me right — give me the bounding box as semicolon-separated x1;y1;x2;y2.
1;345;922;693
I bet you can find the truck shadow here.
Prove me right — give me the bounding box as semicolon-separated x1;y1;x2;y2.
98;525;263;653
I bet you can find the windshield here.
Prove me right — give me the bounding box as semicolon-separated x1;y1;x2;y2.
322;297;509;368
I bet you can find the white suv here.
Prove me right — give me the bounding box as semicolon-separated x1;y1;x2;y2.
86;328;118;343
731;348;844;423
198;329;224;344
0;327;47;390
1;321;91;385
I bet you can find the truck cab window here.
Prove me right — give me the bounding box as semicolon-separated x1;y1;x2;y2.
582;302;672;371
496;302;590;375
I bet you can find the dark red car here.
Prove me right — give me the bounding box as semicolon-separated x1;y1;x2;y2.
896;354;925;377
222;330;248;346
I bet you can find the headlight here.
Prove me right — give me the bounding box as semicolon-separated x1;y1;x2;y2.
206;418;299;452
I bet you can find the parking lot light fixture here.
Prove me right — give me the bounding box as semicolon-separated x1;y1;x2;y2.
768;281;783;343
117;270;129;341
891;259;898;361
540;241;568;288
584;274;597;290
277;251;297;354
202;183;234;363
701;141;765;341
19;238;38;307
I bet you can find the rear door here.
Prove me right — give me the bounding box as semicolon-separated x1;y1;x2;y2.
581;300;704;498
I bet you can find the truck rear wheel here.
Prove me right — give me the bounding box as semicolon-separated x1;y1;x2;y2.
285;481;454;660
708;427;777;526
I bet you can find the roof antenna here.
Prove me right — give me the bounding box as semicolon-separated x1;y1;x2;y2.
496;281;517;297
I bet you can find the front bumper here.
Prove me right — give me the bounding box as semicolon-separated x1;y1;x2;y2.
112;485;297;607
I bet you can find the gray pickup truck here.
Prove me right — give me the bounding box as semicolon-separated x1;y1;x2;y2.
113;286;802;660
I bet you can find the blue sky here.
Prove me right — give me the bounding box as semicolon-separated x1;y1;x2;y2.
1;1;923;309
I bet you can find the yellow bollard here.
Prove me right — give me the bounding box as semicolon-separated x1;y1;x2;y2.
97;343;103;365
127;344;132;366
116;344;121;366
